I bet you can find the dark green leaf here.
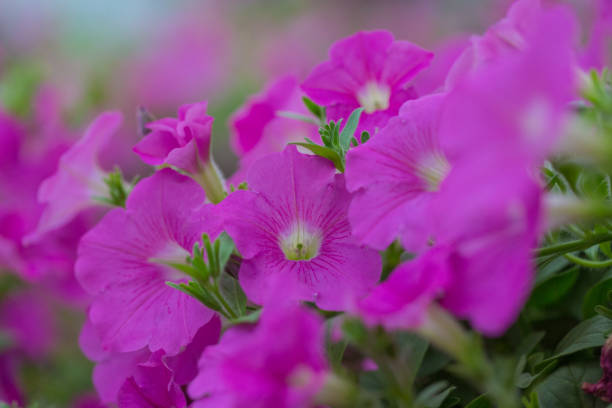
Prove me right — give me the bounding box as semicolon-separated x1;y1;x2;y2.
465;395;493;408
218;273;247;317
543;315;612;363
536;361;606;408
415;381;456;408
584;279;612;319
530;267;579;307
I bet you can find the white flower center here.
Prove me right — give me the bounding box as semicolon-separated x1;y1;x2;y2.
148;242;191;280
357;82;391;114
279;222;322;261
416;153;451;192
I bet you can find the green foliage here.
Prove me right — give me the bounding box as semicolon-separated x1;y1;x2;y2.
291;104;365;172
166;232;249;320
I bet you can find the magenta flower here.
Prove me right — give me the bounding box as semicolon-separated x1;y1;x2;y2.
229;76;319;184
441;5;577;166
133;102;227;203
76;169;218;354
302;30;433;135
220;146;381;310
583;334;612;402
80;305;221;405
133;102;212;174
24;111;123;244
432;157;542;335
189;303;327;408
345;93;447;252
445;0;542;88
116;352;187;408
357;246;451;330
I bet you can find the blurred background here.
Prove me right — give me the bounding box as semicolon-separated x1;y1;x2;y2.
0;0;605;406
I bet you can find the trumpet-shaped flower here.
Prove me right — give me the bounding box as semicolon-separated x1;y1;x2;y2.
189;303;327;408
81;316;221;406
76;169;218;354
445;0;541;88
229;76;319;184
220;146;380;310
133;102;213;175
302;30;433;135
24;111;122;244
345;93;447;252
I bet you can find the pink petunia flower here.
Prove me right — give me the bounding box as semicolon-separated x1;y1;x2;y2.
76;168;219;354
24;111;123;244
188;303;327;408
346;5;576;254
345;93;447;252
133;102;226;203
228;76;320;184
80;316;221;407
358;246;451;330
301;30;433;135
220;146;381;310
351;6;574;336
445;0;542;89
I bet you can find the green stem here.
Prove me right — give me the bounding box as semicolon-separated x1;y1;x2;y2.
564;253;612;268
193;161;227;204
419;305;519;408
536;233;612;257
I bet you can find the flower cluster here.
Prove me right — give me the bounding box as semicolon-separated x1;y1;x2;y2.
3;0;612;407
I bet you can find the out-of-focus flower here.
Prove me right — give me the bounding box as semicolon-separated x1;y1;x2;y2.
412;36;469;95
358;246;451;330
0;290;56;405
24;111;122;244
121;11;232;111
302;30;433;135
441;4;577;166
189;303;327;408
583;333;612;402
220;146;380;310
445;0;542;88
76;169;218;354
580;0;612;70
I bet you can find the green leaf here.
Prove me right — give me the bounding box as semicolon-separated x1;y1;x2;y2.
395;332;428;381
465;395;493;408
302;96;326;123
227;309;262;325
339;107;364;150
216;232;235;273
415;381;456;408
218;273;247;317
542;315;612;363
535;361;606;408
516;360;558;389
529;267;580;307
417;346;452;378
290;142;345;171
583;278;612;319
166;281;220;312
